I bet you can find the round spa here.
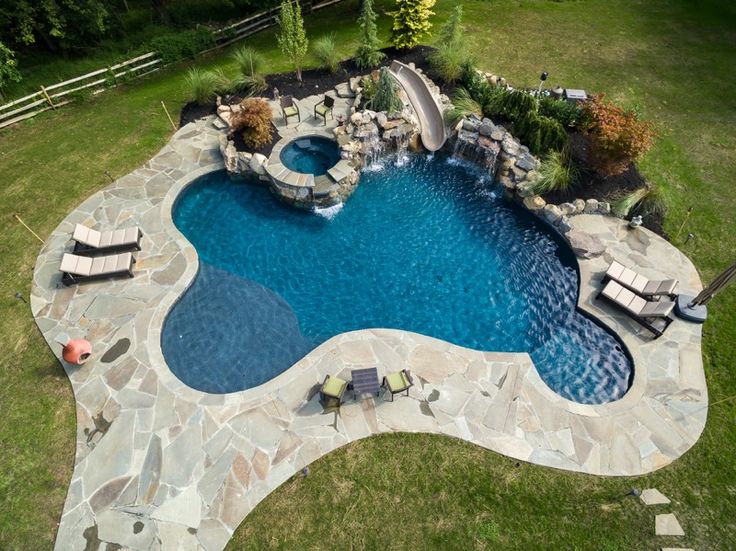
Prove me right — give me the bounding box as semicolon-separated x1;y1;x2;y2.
279;135;340;176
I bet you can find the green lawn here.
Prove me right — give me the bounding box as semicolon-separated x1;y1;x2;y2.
1;1;735;549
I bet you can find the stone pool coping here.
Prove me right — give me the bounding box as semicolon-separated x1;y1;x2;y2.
31;119;708;550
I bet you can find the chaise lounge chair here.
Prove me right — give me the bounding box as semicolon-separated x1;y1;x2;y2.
73;223;142;255
597;280;675;338
382;369;414;401
319;374;348;405
603;260;678;299
60;252;136;285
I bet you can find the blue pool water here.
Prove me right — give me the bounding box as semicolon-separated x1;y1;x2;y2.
163;154;632;402
279;136;340;176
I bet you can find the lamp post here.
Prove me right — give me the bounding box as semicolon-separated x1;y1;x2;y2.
537;71;549;96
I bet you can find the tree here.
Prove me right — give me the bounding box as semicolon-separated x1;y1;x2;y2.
390;0;436;50
369;67;403;113
0;41;21;101
437;4;462;48
355;0;384;69
583;94;656;176
231;98;274;149
277;0;309;83
0;0;108;53
427;5;468;82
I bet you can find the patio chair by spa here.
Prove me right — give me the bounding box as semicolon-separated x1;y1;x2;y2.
382;369;414;401
72;223;142;255
280;95;300;124
314;95;335;124
319;374;348;405
60;252;135;285
597;280;675;338
603;260;678;299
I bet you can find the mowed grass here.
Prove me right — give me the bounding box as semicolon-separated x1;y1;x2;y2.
0;1;734;549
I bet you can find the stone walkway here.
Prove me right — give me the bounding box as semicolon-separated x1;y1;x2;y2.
31;119;708;550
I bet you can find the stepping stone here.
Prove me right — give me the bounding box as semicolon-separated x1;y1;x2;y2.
655;513;685;536
641;488;671;505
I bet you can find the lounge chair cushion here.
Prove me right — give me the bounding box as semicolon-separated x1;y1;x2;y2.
60;253;93;276
315;103;331;116
283;106;298;117
605;260;677;296
73;224;102;247
322;376;347;398
386;371;411;392
61;252;132;277
74;224;140;248
601;280;674;319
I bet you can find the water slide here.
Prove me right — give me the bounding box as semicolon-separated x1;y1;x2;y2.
389;60;447;152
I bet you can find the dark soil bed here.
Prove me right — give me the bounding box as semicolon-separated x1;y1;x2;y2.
179;46;439;128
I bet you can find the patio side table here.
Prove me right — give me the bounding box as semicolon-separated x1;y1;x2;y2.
350;367;380;399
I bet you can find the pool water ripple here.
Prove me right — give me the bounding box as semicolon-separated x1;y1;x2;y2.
164;154;632;402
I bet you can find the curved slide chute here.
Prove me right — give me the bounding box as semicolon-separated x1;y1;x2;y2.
389;60;447;152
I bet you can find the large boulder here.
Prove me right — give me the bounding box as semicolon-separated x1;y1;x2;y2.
543;204;563;225
224;142;238;172
249;153;268;175
559;202;577;216
584;198;600;214
566;230;607;259
523;195;546;211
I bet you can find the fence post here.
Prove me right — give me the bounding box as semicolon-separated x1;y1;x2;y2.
40;86;55;109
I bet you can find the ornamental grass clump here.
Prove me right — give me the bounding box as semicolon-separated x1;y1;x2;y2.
230;98;273;149
446;87;482;126
612;184;667;219
530;150;579;194
231;46;267;95
355;0;385;69
583;93;655;176
184;67;227;104
369;67;403;113
312;34;341;73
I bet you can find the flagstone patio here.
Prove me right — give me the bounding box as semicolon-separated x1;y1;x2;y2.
31;118;707;550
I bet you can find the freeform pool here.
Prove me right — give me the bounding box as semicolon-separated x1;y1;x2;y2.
164;154;632;403
279;135;340;176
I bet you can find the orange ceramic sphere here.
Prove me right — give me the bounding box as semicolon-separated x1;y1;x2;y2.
63;339;92;365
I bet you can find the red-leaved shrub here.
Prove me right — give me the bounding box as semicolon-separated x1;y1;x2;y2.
583;94;655;176
230;98;273;149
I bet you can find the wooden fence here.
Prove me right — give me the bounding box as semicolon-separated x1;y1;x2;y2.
0;0;346;130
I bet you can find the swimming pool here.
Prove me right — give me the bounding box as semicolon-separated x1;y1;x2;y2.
279;135;340;176
163;153;632;403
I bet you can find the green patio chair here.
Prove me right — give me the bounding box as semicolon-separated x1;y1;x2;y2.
280;95;300;124
382;369;414;401
320;374;348;405
314;95;335;125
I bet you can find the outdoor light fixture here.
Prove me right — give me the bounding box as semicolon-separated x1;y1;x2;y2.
538;71;549;95
14;291;26;303
104;170;113;183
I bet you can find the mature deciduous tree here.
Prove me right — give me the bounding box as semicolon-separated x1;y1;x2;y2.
0;41;21;100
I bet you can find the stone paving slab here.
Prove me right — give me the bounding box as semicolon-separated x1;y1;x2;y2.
656;513;686;536
641;488;672;505
31;118;708;550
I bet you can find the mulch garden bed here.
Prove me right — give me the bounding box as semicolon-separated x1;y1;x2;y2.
178;45;664;236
